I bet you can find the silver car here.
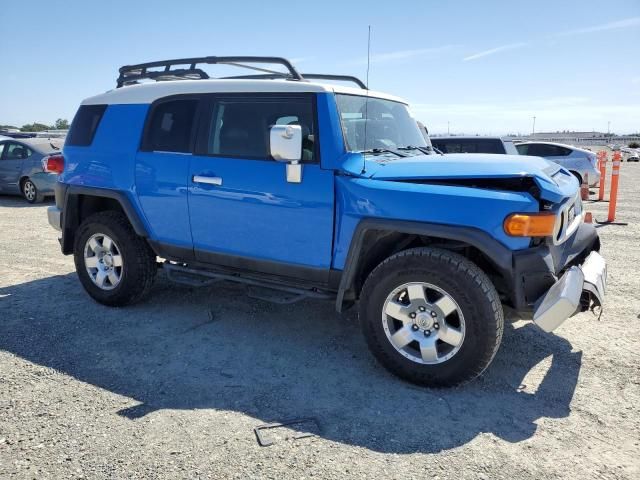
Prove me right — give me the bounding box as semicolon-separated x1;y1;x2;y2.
515;141;600;186
0;135;63;203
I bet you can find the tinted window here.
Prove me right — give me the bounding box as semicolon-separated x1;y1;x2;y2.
3;142;32;160
431;138;504;154
524;144;573;157
0;143;5;159
206;96;316;162
142;99;198;153
67;104;107;146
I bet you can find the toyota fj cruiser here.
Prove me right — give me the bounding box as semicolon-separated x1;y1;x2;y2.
47;56;606;386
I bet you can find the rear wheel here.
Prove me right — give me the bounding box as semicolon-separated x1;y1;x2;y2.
74;211;157;306
359;247;503;387
22;178;43;203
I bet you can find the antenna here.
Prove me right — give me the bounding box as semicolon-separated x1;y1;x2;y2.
361;25;371;174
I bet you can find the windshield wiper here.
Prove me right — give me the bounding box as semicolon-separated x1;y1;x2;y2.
361;148;407;157
398;145;433;155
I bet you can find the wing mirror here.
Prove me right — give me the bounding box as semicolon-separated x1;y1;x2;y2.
270;124;303;183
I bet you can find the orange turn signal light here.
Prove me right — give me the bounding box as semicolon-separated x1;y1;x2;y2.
504;212;557;237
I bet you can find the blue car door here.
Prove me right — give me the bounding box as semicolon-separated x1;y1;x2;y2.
135;98;198;252
0;141;26;194
188;93;334;276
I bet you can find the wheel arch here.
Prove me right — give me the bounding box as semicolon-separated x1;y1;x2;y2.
335;219;515;312
59;185;149;255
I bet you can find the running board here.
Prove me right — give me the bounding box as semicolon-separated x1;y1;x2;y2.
163;261;333;303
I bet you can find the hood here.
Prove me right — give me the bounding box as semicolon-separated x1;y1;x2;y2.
340;153;577;203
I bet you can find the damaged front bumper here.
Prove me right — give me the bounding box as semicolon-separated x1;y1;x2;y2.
532;251;607;332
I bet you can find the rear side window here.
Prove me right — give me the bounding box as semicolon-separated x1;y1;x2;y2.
66;104;107;146
432;139;504;154
142;99;198;153
523;143;573;157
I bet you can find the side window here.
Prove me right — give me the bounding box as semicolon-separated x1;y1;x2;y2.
205;96;316;162
142;99;198;153
0;142;6;159
515;144;528;155
4;142;31;160
67;104;108;146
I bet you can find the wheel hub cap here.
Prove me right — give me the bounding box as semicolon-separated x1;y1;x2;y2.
381;282;466;365
83;233;123;290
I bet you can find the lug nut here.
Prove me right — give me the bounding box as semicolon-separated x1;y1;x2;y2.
424;330;431;337
412;324;419;331
434;323;440;330
419;306;426;312
431;311;438;318
410;313;416;319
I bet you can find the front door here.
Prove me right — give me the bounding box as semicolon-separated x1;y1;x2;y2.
188;94;335;277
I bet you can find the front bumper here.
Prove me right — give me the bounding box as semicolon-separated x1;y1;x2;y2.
532;251;606;332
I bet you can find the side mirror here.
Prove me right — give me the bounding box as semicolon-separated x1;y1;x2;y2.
270;124;303;183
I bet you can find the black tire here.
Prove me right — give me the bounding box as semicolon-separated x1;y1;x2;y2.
359;247;503;387
74;211;157;306
22;178;44;203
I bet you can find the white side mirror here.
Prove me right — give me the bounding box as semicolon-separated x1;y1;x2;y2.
270;124;302;162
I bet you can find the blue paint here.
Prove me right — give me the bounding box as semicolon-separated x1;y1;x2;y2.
59;92;580;275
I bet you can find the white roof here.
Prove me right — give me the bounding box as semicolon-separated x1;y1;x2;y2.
81;79;407;106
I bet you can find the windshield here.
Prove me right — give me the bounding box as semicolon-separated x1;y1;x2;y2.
335;94;427;152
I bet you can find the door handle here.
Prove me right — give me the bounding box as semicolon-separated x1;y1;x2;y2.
192;175;223;186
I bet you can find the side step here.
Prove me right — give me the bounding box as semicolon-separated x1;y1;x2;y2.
163;261;333;304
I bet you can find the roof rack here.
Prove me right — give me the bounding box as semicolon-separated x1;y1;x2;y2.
116;56;367;89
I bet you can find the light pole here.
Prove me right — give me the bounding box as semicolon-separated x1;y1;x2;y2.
447;121;450;135
607;121;611;136
532;116;536;136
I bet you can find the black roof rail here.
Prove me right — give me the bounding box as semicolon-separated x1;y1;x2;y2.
299;74;367;89
116;56;367;90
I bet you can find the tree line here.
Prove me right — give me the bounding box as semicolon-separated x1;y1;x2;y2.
0;119;70;132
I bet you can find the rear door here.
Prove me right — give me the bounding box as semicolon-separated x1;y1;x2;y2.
135;96;199;253
187;93;335;276
0;141;27;193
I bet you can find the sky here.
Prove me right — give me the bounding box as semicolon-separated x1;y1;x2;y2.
1;0;639;135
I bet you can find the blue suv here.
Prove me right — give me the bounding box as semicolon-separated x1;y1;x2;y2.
47;56;606;386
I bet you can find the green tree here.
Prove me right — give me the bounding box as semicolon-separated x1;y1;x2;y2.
21;122;51;132
54;118;70;130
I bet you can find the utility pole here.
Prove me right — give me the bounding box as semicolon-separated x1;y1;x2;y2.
532;116;536;136
607;121;611;135
447;121;450;135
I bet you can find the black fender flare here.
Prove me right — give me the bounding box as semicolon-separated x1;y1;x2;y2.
335;218;515;312
58;184;149;254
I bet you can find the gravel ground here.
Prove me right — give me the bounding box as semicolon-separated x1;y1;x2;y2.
1;161;639;479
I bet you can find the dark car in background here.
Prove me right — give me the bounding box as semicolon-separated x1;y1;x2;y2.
431;136;519;155
0;135;63;203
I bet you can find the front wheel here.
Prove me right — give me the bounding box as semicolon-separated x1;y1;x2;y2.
74;211;157;306
359;247;503;387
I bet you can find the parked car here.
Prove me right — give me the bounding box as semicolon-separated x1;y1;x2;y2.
621;147;639;162
0;135;63;202
47;56;606;387
431;136;519;155
515;141;600;186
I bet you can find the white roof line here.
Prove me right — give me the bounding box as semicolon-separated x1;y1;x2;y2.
81;79;406;105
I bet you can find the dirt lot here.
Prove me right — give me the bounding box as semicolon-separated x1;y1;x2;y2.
1;162;639;479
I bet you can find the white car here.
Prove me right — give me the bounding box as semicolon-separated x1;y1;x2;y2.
515;141;601;186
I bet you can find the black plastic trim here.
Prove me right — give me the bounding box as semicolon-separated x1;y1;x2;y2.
336;218;515;312
58;184;149;255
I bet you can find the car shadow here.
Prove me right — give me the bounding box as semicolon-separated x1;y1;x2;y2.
0;273;582;454
0;195;54;208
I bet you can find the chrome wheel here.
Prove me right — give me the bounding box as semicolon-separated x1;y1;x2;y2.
23;180;36;201
382;282;465;365
83;233;123;290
